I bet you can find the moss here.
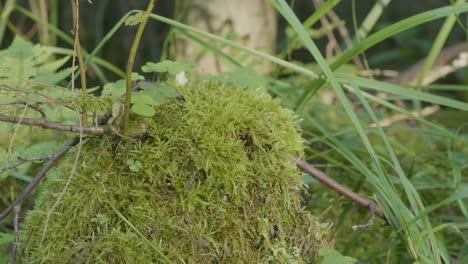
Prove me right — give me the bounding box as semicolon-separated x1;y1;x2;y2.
23;81;330;263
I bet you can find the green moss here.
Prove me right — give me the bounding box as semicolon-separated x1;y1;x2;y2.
23;81;330;263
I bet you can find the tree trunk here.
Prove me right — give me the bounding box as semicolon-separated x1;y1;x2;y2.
176;0;277;75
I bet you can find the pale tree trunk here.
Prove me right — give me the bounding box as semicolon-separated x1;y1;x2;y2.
176;0;277;75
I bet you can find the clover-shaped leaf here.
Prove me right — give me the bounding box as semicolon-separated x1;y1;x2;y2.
132;102;155;117
129;84;178;117
102;79;126;97
91;214;109;225
126;159;142;172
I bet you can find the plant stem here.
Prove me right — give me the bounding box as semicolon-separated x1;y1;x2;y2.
71;0;87;125
123;0;155;134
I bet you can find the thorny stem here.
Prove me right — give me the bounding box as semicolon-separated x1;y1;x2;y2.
71;0;87;125
123;0;155;133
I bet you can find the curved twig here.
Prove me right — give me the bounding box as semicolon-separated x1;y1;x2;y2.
0;155;51;175
295;157;386;221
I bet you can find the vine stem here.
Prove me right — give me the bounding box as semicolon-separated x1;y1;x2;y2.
123;0;155;133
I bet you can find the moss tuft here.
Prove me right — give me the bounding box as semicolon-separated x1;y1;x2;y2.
23;81;330;263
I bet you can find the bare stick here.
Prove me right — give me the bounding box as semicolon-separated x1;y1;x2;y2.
0;84;142;221
295;157;385;220
8;205;21;264
40;110;84;244
352;201;376;230
71;0;87;124
0;155;51;175
0;113;109;135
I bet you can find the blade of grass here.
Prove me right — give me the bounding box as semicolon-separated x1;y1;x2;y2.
109;202;172;264
351;82;447;263
0;0;15;45
354;0;391;41
148;13;318;78
43;46;126;78
342;85;467;143
338;75;468;112
297;3;468;110
273;0;450;261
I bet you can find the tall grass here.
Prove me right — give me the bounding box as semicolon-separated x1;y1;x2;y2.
0;0;466;262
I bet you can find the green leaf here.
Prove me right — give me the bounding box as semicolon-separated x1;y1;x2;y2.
131;72;145;81
141;60;195;74
131;103;155;117
141;83;178;98
319;248;357;264
125;13;144;26
6;37;34;59
102;79;126;97
91;214;109;225
126;159;142;172
131;93;159;105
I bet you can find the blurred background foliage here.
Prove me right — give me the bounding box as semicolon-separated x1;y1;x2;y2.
0;0;467;263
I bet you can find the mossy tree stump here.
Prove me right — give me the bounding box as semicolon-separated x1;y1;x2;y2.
23;82;330;263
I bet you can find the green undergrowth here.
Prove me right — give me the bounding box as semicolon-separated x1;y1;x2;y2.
22;81;331;263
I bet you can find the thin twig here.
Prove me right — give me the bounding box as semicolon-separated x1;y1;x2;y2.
71;0;87;124
0;155;51;175
352;201;376;230
0;137;80;221
8;205;21;264
0;84;57;102
0;83;143;221
0;113;109;135
4;104;29;169
40;110;84;244
295;157;386;220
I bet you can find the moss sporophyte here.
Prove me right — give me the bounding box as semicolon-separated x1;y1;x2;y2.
23;81;331;263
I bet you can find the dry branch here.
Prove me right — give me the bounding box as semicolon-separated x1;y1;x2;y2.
0;113;109;135
295;157;386;220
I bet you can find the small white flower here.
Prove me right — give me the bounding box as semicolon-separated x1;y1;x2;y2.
175;71;188;86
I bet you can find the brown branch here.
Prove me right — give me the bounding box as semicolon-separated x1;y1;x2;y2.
0;155;51;175
0;137;80;221
295;157;386;220
0;113;109;135
352;202;376;230
0;83;141;221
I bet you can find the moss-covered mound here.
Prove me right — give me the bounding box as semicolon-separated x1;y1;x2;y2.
23;81;330;263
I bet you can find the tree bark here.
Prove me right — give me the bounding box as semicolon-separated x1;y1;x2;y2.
176;0;277;74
